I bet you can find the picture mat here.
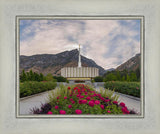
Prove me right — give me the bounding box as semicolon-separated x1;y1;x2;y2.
0;0;160;134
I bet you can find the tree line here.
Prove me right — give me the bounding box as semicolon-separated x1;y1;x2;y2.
94;68;140;82
20;70;68;82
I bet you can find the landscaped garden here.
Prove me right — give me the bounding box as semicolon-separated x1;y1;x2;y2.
31;84;137;115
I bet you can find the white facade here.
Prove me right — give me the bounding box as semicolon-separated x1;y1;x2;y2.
61;67;99;78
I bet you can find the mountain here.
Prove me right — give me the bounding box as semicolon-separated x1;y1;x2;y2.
116;53;141;71
20;49;106;76
105;68;115;72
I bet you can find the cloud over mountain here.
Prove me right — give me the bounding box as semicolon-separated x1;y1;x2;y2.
20;19;140;69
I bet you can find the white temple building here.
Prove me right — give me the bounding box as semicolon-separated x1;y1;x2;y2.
61;45;99;83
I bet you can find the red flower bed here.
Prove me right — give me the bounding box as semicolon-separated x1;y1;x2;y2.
32;84;137;115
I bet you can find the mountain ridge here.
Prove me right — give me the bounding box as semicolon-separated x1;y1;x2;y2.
116;53;140;71
20;49;106;76
20;49;141;76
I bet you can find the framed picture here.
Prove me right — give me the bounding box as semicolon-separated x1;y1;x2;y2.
16;16;144;118
0;0;160;134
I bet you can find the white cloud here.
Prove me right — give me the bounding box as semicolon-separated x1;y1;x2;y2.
20;19;140;69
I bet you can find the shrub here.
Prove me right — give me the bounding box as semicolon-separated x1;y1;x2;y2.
104;81;140;97
94;76;103;82
45;73;54;81
53;76;67;82
20;81;57;98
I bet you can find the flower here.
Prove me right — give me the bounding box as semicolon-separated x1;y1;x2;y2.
120;102;125;107
105;99;110;103
82;100;87;104
91;99;95;103
78;100;83;104
107;110;111;113
71;101;75;104
75;109;82;114
68;105;72;108
64;96;67;99
88;101;94;107
100;97;105;101
86;96;91;100
113;101;118;104
136;87;139;90
97;94;101;97
69;98;73;101
59;110;66;114
80;95;84;98
94;100;100;105
74;87;78;90
57;96;59;100
47;111;52;114
68;87;71;90
100;105;104;109
121;107;129;114
77;94;80;97
54;105;59;109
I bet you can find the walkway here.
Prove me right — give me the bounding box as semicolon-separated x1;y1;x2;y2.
19;90;53;115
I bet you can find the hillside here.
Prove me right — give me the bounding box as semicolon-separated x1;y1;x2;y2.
116;53;141;71
20;49;106;76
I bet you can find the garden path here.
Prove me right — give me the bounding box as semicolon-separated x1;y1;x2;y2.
19;90;53;115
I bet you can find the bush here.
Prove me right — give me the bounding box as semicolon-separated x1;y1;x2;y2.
45;73;54;81
20;81;57;98
94;76;103;82
53;76;67;82
104;81;140;97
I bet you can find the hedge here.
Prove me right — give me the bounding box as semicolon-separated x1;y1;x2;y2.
20;81;57;98
104;81;140;97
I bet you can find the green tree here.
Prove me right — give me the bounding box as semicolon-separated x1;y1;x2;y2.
130;72;137;81
39;73;44;81
116;71;121;81
122;75;125;81
29;70;34;81
26;72;30;81
53;76;66;82
126;74;130;82
20;69;27;82
34;72;40;81
45;73;54;81
104;73;117;81
94;76;103;82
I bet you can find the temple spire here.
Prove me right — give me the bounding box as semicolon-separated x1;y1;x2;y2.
78;44;81;67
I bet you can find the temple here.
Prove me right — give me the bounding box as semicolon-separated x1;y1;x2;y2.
61;44;99;83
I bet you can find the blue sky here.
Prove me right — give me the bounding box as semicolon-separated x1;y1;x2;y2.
20;19;140;69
